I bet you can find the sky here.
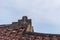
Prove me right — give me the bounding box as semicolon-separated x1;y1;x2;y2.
0;0;60;34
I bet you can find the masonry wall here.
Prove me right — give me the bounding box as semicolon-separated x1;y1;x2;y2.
0;16;60;40
0;27;25;40
21;32;60;40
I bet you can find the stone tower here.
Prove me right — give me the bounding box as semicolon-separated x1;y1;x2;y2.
21;16;34;32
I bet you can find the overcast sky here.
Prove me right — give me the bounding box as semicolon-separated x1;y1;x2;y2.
0;0;60;34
